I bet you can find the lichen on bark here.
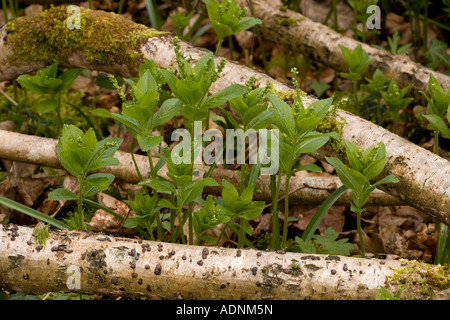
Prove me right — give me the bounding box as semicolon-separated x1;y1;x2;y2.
6;6;166;66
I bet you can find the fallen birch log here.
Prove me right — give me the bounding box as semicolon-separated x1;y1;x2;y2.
1;224;449;299
0;7;448;222
174;0;450;96
0;129;401;206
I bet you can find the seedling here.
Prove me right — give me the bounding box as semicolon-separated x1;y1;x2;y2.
49;125;122;230
268;70;339;249
361;69;390;124
193;195;230;245
380;79;412;134
17;61;81;130
215;179;265;248
339;45;374;114
326;140;399;257
123;188;169;240
205;0;261;56
387;31;412;55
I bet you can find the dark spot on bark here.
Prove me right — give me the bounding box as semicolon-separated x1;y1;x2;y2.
220;284;226;289
154;263;162;275
145;264;150;270
159;255;164;260
301;255;320;261
283;268;292;274
256;281;262;287
241;295;247;300
256;252;262;257
236;250;241;257
305;264;321;271
35;244;43;252
276;250;286;254
131;272;138;278
182;255;187;260
111;277;118;285
251;267;258;275
85;249;107;273
138;279;143;285
380;261;385;265
331;269;337;275
202;248;209;259
325;255;340;261
146;284;152;292
128;248;136;256
343;264;348;271
103;269;108;275
197;260;204;266
23;274;29;280
130;261;136;269
26;240;32;246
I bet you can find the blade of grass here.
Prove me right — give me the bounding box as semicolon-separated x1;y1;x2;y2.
145;0;163;30
301;185;347;242
0;195;69;229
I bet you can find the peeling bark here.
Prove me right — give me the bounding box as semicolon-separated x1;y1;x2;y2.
0;129;401;206
0;8;448;221
173;0;450;97
1;224;449;300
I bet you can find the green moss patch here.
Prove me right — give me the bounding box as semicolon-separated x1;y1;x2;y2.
6;6;165;66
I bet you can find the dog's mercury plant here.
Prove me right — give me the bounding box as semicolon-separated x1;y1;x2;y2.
49;124;122;230
326;140;399;257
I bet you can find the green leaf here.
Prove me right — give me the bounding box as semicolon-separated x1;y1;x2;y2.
203;84;249;110
326;157;364;190
365;174;399;194
310;79;331;97
96;73;125;90
151;98;182;128
423;114;450;138
36;99;58;114
235;16;262;33
424;39;450;70
59;68;82;91
158;198;177;210
302;185;348;242
312;227;355;256
48;188;77;201
139;178;176;194
0;195;69;229
137;135;163;152
221;179;239;206
84;173;115;191
295;135;330;155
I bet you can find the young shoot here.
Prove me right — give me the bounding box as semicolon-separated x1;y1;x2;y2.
49;124;122;230
326;140;399;257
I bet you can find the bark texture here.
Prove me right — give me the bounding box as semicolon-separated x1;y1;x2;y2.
0;129;401;206
2;224;449;300
175;0;450;97
0;7;448;221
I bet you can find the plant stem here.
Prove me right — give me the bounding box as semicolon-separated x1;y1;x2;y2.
281;175;291;249
356;209;365;258
77;179;85;228
271;174;281;250
2;0;9;23
434;130;439;155
248;0;268;73
176;188;186;245
229;36;234;60
129;139;143;181
423;0;429;51
353;80;359;115
88;0;92;10
118;0;125;14
215;37;223;56
188;202;194;245
237;218;246;248
170;193;176;243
